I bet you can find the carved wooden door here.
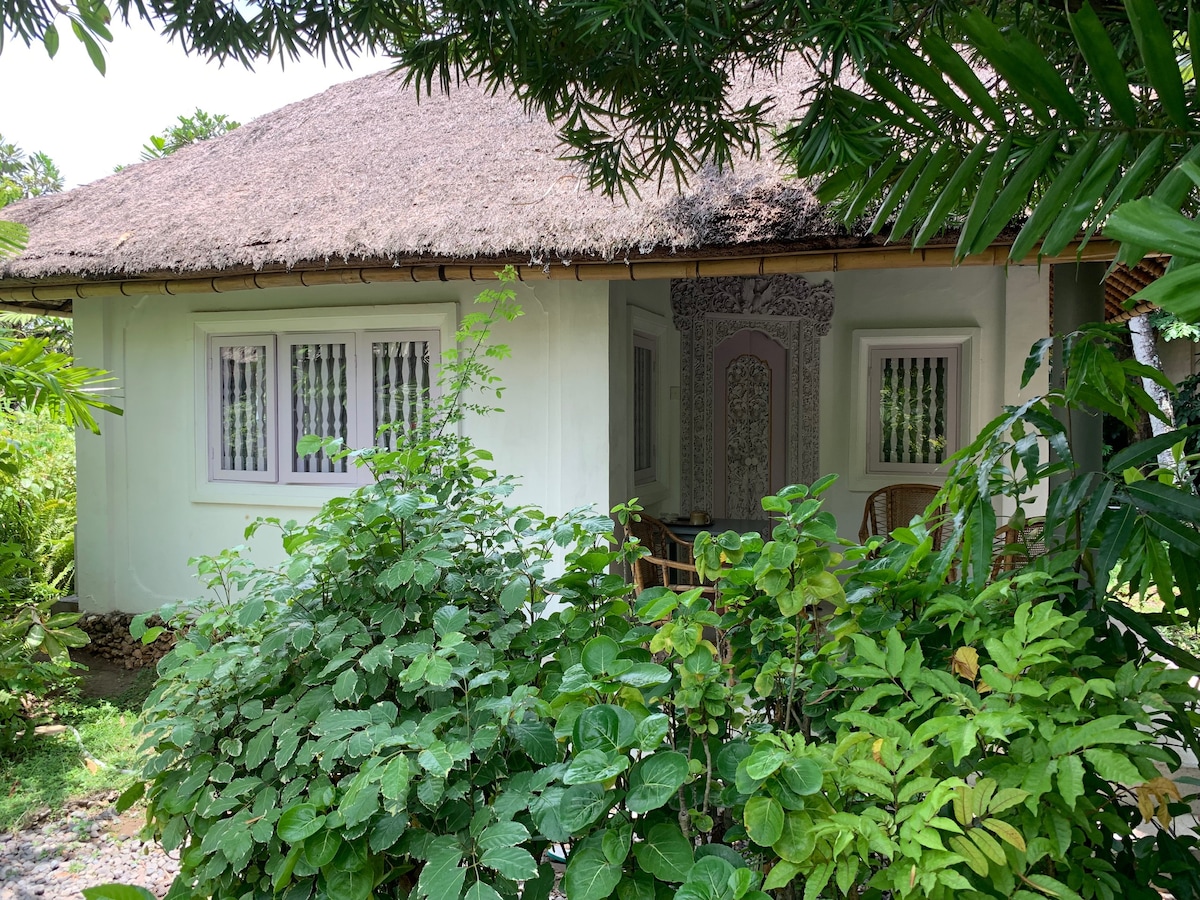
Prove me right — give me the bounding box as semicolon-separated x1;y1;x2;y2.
713;329;787;518
671;274;833;520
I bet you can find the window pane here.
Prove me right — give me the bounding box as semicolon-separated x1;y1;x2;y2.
372;340;433;450
633;342;655;476
217;344;270;473
877;353;949;466
290;342;350;473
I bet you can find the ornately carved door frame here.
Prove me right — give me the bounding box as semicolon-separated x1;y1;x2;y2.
670;274;835;517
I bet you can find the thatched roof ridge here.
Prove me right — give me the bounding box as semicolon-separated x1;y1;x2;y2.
0;65;851;282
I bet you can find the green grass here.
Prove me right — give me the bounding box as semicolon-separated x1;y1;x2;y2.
1121;586;1200;659
0;692;145;832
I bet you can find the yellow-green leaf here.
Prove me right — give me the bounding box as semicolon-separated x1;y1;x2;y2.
982;818;1026;851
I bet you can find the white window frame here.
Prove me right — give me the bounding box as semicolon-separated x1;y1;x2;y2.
279;331;362;486
629;307;673;505
193;303;457;507
866;343;961;476
632;330;658;486
207;335;279;484
849;328;979;492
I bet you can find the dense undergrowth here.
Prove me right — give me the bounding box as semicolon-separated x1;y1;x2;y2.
114;277;1200;900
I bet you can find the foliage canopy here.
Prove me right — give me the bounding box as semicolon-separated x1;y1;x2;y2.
112;274;1200;900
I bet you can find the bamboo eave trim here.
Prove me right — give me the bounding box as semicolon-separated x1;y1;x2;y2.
0;239;1124;308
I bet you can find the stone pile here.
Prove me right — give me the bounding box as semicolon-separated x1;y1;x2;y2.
77;614;174;669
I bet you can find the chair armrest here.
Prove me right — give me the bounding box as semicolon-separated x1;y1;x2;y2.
643;553;702;575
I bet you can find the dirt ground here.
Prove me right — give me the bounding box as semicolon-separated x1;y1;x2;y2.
71;649;151;700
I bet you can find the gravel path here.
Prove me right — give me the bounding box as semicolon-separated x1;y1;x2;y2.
0;796;178;899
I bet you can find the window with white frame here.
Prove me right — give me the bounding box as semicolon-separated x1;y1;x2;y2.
632;331;657;485
866;343;961;474
208;330;439;484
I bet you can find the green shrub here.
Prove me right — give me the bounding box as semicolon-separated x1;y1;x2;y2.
0;408;78;604
0;599;88;747
126;303;1200;900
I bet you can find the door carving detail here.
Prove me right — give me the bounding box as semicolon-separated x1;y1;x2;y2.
671;274;834;517
722;353;772;518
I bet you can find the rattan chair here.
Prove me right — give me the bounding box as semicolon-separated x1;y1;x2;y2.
623;514;710;594
858;483;948;548
991;516;1048;578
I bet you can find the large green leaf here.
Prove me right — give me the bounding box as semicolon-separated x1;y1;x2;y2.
889;144;955;240
477;822;530;852
779;758;824;796
743;795;785;847
920;33;1005;125
625;750;689;813
581;635;621;676
512;720;558;764
1106;428;1197;474
955;137;1011;260
82;887;158;900
277;803;326;843
1105;198;1200;259
632;823;694;883
304;829;343;868
419;844;467;900
886;44;980;124
774;811;816;863
1083;135;1164;249
973;134;1059;256
563;748;629;785
563;845;623;900
558;783;613;832
481;847;539;881
958;10;1054;123
869;145;934;234
686;856;737;900
573;704;636;754
1125;479;1200;527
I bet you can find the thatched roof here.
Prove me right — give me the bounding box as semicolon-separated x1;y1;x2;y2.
0;64;860;285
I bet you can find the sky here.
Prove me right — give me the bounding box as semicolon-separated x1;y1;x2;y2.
0;18;392;188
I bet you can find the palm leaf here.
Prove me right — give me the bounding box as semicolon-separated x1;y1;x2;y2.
1068;2;1138;128
0;220;28;257
1125;0;1190;129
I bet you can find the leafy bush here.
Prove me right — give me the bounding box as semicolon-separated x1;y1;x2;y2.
0;599;88;747
0;413;87;750
127;301;1200;900
0;409;78;603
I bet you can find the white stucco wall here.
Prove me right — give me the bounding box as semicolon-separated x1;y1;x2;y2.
74;264;1050;612
602;265;1049;538
818;264;1050;535
608;280;680;515
72;278;610;613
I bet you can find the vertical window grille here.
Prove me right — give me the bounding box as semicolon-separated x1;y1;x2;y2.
209;328;439;485
289;341;350;474
870;345;959;473
372;339;433;450
633;333;656;484
216;343;270;474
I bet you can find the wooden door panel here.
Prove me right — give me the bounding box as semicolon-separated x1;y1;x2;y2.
713;329;787;518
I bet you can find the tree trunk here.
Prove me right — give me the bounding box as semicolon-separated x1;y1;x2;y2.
1128;313;1176;471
